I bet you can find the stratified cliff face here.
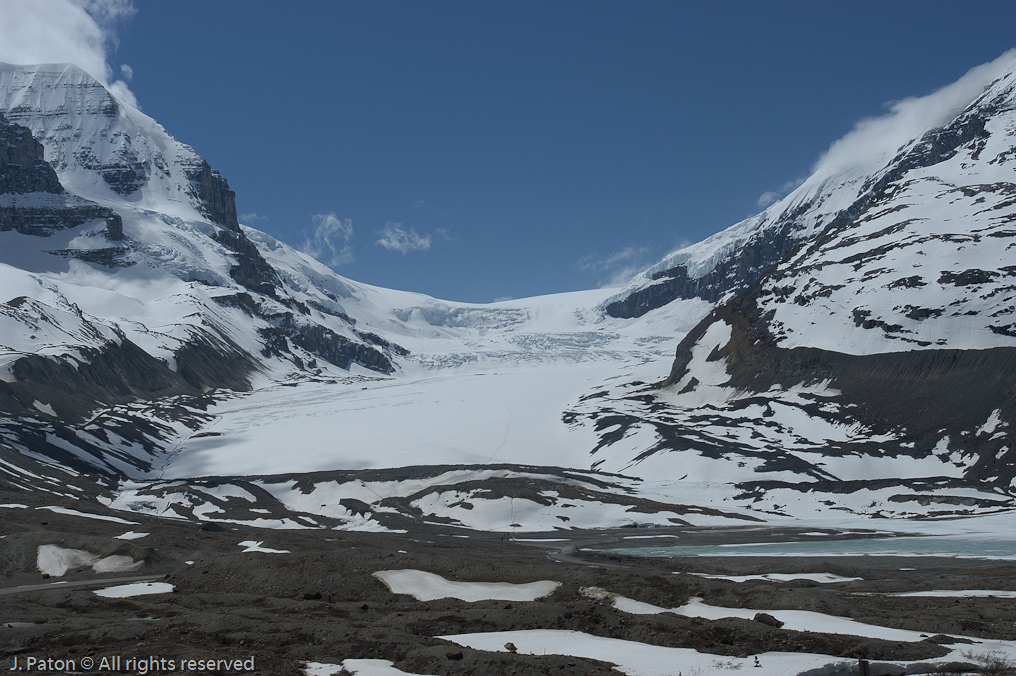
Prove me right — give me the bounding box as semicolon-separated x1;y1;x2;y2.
184;158;239;231
0;112;63;195
0;111;123;240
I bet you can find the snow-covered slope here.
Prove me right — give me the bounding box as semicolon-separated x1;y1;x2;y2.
0;63;420;478
603;51;1016;322
572;59;1016;519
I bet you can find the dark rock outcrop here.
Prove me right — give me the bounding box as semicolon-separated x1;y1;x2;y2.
212;227;282;296
0;336;252;424
210;293;405;372
74;142;149;196
259;320;395;374
0;112;63;194
606;223;802;318
185;159;239;231
0;197;123;240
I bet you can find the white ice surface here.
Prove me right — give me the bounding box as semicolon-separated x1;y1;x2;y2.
36;545;97;577
303;660;437;676
688;572;862;584
37;506;137;524
94;582;173;598
91;555;143;574
156;291;706;482
373;569;560;602
887;589;1016;598
444;628;1016;676
114;531;149;540
441;629;862;676
237;540;289;554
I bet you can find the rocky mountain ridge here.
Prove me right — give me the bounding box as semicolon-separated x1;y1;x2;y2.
571;59;1016;518
0;63;408;481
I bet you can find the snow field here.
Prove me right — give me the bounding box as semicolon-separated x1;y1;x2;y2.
442;629;858;676
688;572;862;583
94;582;174;598
372;569;560;602
303;660;436;676
114;531;149;540
885;590;1016;598
443;620;1016;676
237;540;289;554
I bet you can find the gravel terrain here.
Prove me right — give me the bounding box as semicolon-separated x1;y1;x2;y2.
2;491;1015;675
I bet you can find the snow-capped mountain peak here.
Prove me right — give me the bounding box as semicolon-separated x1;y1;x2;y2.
603;50;1016;322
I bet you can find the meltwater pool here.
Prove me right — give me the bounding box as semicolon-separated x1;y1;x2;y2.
609;533;1016;559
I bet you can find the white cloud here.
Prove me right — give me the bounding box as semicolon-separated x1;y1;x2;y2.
756;178;806;209
376;222;431;254
756;191;779;209
0;0;138;106
119;63;132;81
301;213;354;267
813;49;1016;178
576;245;653;288
239;212;268;222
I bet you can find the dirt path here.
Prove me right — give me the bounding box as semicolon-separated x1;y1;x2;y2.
0;574;164;596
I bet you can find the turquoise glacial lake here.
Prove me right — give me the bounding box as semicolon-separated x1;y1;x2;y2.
610;534;1016;559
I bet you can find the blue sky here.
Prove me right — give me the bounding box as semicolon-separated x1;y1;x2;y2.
18;2;1016;301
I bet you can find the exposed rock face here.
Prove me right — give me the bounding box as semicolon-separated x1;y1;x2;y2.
186;156;284;297
0;194;123;240
258;320;395;374
0;337;253;424
605;223;802;318
209;291;403;374
0;112;63;194
0;294;258;425
258;310;397;373
185;159;239;231
77;142;149;196
212;227;282;295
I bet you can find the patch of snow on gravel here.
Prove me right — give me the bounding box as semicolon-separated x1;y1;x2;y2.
373;569;559;602
238;540;290;554
94;582;174;598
